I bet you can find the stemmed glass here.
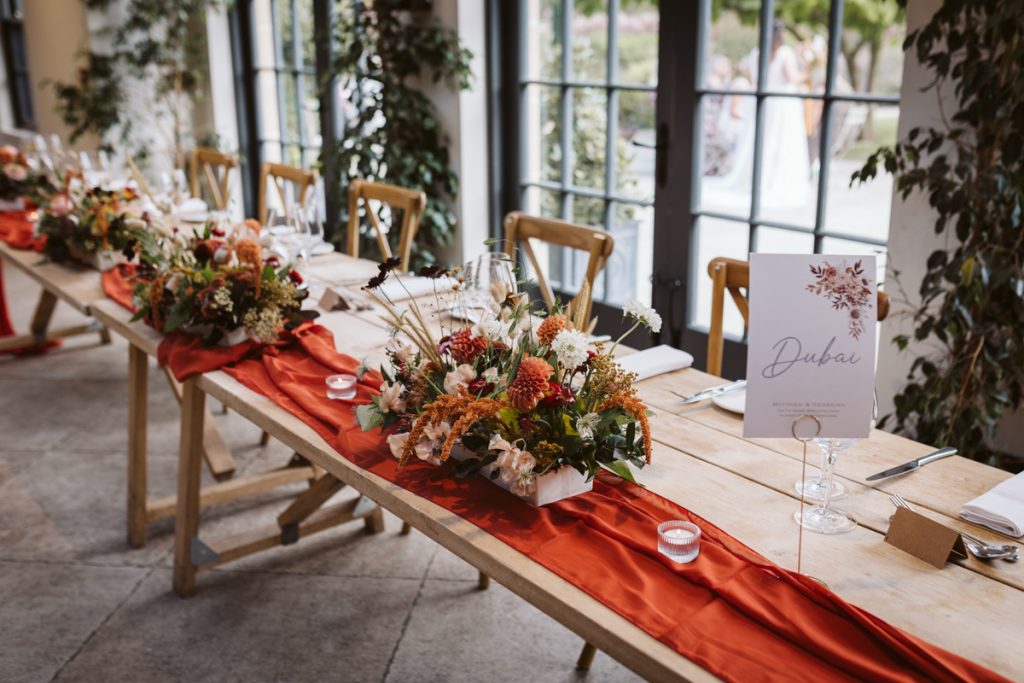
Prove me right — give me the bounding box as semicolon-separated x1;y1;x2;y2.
794;438;858;534
459;252;517;321
795;439;852;502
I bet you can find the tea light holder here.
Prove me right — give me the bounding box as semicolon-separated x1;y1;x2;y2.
325;373;357;400
657;520;701;563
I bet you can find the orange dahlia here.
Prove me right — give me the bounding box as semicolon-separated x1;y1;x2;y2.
449;328;488;364
508;355;553;411
235;239;263;266
537;314;569;346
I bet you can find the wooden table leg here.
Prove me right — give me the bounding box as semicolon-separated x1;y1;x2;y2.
173;378;205;597
29;290;57;344
126;345;148;548
576;642;598;671
163;367;236;480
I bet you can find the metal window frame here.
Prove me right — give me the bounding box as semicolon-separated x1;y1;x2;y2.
691;0;899;261
0;0;33;130
514;0;655;303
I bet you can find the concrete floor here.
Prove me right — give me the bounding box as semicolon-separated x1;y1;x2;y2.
0;264;642;683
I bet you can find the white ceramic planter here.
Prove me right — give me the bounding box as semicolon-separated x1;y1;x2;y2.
451;445;593;506
90;249;126;272
0;198;25;211
181;323;251;347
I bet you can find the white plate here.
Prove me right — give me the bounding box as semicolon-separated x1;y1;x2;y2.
712;387;746;414
311;240;336;256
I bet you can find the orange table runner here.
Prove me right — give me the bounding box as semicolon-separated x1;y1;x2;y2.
185;324;999;683
0;210;58;354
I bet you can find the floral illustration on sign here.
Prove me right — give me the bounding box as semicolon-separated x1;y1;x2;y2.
806;259;873;340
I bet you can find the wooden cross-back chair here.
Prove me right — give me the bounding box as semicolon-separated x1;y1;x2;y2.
503;212;615;330
258;162;318;225
706;256;891;377
346;179;427;272
189;148;238;210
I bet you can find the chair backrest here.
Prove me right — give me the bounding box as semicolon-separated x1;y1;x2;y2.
346;179;427;272
258;162;318;225
706;256;891;377
189;147;238;210
503;211;615;329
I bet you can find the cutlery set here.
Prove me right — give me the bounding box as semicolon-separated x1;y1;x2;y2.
889;493;1018;562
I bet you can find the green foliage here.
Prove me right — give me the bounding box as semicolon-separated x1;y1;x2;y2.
851;1;1024;466
328;0;472;267
53;0;222;163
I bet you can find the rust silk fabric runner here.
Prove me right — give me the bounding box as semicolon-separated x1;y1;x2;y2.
101;264;138;311
0;211;58;353
197;324;1002;683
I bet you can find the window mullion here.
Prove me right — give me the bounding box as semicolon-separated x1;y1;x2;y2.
747;0;775;253
269;0;288;163
813;0;846;253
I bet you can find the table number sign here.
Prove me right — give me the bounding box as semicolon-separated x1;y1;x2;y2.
743;253;877;438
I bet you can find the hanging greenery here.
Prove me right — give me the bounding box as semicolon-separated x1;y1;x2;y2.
852;0;1024;466
52;0;222;167
329;0;472;267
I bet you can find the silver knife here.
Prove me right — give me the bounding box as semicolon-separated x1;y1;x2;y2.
673;379;747;405
865;447;958;482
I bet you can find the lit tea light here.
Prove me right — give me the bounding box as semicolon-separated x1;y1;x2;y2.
657;520;701;564
325;374;357;400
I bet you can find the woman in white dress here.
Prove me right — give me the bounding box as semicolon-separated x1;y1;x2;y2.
703;20;811;213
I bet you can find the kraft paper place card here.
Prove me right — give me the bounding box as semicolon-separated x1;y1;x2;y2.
743;254;877;438
318;286;351;312
885;507;967;569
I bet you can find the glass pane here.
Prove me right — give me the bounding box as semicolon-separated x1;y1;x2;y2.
253;0;277;69
256;70;281;142
757;95;819;228
275;0;295;68
753;226;814;253
824;103;898;242
524;0;563;80
572;0;607;82
617;2;659;86
302;74;321;148
282;74;300;146
604;202;653;306
521;85;562;184
697;93;754;218
617;89;656;202
688;216;749;337
571;194;605;227
571;87;606;191
842;2;905;95
771;8;826;95
298;0;315;69
703;0;758;92
554;194;607;301
521;186;562;296
820;237;887;285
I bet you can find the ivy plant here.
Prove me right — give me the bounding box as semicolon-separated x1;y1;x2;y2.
852;0;1023;466
329;0;472;267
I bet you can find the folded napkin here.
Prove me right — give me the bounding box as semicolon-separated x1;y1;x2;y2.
375;276;458;303
616;344;694;381
960;471;1024;537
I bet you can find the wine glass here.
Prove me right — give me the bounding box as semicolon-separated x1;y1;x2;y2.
459;252;517;321
795;439;854;502
794;437;858;534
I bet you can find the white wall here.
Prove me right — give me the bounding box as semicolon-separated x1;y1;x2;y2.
877;0;1022;457
424;0;490;266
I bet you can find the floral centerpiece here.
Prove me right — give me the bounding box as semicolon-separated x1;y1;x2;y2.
355;256;661;505
131;222;317;346
0;144;54;205
37;183;155;270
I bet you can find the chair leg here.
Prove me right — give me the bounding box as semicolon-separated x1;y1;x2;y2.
477;571;490;590
576;642;598;671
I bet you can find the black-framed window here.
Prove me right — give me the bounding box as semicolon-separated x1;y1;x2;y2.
690;0;902;340
0;0;33;130
514;0;660;309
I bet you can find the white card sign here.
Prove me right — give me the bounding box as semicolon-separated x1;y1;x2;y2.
743;254;877;438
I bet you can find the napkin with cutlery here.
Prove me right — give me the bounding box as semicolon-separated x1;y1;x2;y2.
375;275;459;303
616;344;693;381
960;471;1024;537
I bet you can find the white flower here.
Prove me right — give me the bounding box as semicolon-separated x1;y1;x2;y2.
489;434;537;497
379;382;407;414
576;412;601;441
551;329;590;370
415;421;450;465
3;163;26;181
386;432;409;460
623;300;662;333
443;363;477;394
472;319;509;344
212;287;234;313
482;367;499;384
386;338;414;365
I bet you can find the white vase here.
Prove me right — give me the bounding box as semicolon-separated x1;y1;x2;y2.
180;323;251;347
0;198;25;212
451;445;594;506
91;249;126;272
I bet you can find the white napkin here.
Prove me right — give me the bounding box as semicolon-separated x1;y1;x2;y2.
960;471;1024;538
177;197;208;222
616;344;694;381
375;276;458;303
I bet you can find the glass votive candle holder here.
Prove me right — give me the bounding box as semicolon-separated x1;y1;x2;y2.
657;520;701;563
325;373;357;400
